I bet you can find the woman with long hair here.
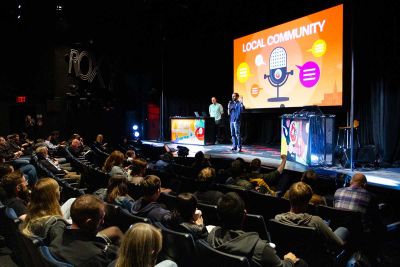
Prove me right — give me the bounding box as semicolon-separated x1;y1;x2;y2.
20;178;68;244
112;223;176;267
103;150;127;178
105;174;135;210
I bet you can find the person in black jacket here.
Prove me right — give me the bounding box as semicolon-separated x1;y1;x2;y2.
50;194;120;267
207;192;307;267
169;193;207;239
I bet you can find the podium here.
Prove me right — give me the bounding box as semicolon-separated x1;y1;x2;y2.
281;113;335;166
170;117;215;145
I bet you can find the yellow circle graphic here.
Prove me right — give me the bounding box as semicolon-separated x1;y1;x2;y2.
237;62;251;83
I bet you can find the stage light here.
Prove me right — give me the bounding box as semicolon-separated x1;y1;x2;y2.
134;131;140;138
18;5;21;8
132;124;139;131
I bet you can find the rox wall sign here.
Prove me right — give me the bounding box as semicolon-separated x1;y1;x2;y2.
68;49;104;85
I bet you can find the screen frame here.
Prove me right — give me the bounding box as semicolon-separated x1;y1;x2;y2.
232;3;351;114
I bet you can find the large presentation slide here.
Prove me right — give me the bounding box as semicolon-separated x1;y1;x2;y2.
234;4;343;109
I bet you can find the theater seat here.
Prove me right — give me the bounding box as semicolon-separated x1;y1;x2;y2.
196;239;250;267
154;221;198;267
38;246;73;267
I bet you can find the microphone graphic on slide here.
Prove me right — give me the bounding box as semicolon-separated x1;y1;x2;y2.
264;47;293;102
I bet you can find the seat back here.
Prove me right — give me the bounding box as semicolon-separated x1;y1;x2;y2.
38;245;74;267
154;222;198;267
246;191;290;220
104;203;150;232
267;219;326;267
243;214;270;242
157;192;178;210
0;206;29;266
196;239;250;267
17;233;49;267
197;202;219;226
317;205;362;240
127;183;144;200
215;184;249;203
86;167;110;192
60;182;85;204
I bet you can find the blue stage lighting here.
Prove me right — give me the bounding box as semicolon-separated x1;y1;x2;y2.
132;124;139;131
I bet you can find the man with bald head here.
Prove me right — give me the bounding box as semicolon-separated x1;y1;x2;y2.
334;173;371;214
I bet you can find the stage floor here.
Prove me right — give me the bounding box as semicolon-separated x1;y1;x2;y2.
142;141;400;191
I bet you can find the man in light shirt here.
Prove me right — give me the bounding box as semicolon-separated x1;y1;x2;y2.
209;97;224;144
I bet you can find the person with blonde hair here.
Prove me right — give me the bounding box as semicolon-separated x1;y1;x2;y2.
111;223;176;267
103;150;128;178
20;178;69;244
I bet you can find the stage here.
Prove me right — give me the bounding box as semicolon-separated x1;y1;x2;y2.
142;140;400;191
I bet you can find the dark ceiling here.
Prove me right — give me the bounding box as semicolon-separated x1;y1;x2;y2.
4;0;342;45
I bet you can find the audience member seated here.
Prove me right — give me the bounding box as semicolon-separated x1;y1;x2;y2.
94;134;109;153
155;152;174;173
191;151;212;176
0;163;14;202
275;182;348;249
334;173;376;232
1;170;29;219
130;175;172;223
169;193;207;239
1;135;29;164
20;178;69;244
109;223;177;267
50;195;121;266
194;167;223;205
127;158;147;185
125;149;136;164
36;146;80;180
207;192;305;267
11;133;33;151
0;136;38;185
69;138;85;158
246;155;288;195
226;159;253;190
283;170;327;206
103;151;128;178
8;133;32;156
105;174;135;210
44;131;65;155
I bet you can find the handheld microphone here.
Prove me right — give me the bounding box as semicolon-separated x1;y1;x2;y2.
264;47;293;102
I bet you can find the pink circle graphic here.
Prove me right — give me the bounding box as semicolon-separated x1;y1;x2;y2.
297;61;320;88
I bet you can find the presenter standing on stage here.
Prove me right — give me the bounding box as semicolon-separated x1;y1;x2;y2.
209;97;224;144
228;92;245;152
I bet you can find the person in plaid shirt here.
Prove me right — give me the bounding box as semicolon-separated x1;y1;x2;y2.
334;173;371;214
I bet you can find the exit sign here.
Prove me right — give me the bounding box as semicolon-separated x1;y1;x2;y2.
16;96;26;103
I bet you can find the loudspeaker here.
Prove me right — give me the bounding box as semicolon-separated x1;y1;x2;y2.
356;145;377;163
337;145;377;168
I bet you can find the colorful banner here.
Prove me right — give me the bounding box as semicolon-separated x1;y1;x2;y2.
281;118;310;165
171;118;205;145
234;4;343;108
